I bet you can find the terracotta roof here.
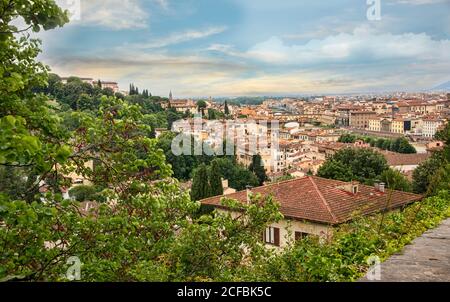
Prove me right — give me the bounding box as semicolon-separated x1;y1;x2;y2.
382;151;430;166
201;176;422;225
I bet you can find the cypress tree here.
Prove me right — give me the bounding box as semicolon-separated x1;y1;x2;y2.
224;100;230;115
249;154;267;186
209;161;223;196
191;164;211;201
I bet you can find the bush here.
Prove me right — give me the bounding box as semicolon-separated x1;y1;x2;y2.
68;185;104;202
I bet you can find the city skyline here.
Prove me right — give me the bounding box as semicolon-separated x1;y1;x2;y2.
35;0;450;97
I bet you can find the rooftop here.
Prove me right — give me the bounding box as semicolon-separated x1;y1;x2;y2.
201;176;422;225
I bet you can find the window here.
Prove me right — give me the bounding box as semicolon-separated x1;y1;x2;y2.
295;231;310;241
264;227;280;246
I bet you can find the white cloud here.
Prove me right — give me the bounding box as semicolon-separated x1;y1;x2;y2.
71;0;149;30
236;26;450;66
127;26;227;49
388;0;449;5
154;0;169;10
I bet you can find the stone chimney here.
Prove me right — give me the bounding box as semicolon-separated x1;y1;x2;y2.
379;182;385;193
338;181;359;195
221;178;229;189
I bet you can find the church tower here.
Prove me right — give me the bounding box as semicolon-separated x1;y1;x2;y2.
169;90;173;102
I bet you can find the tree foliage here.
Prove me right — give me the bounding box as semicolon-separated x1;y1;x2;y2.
317;148;388;184
249;154;268;185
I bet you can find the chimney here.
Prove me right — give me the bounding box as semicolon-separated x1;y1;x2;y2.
221;178;229;189
379;182;385;193
338;181;359;195
374;182;379;190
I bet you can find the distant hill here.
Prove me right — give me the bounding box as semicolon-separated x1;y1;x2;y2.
432;80;450;91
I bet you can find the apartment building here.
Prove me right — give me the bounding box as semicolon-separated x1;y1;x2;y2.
349;111;377;129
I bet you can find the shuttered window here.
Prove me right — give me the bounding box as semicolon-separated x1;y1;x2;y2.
295;231;310;241
264;227;280;247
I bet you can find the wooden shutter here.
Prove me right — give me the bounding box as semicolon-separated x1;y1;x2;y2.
274;227;280;247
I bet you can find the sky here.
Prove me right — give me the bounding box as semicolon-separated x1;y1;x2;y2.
33;0;450;97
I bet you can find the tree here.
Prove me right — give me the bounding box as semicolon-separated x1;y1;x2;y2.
249;154;267;185
0;0;286;283
210;158;259;191
380;168;411;192
197;100;207;116
209;161;223;196
412;154;443;193
317;148;388;184
338;134;356;143
191;164;211;201
317;160;354;182
68;185;104;202
426;164;450;196
207;108;216;120
224;101;230;115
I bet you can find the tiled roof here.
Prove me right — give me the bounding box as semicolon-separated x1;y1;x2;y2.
382;151;430;166
201;176;422;225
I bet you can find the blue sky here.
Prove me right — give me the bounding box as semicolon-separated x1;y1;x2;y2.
36;0;450;97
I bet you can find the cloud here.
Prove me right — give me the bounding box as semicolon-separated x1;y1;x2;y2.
154;0;169;10
220;26;450;67
69;0;149;30
126;26;227;49
387;0;449;5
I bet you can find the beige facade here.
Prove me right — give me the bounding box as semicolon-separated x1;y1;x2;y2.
391;119;405;134
349;111;377;129
368;119;381;132
217;208;332;249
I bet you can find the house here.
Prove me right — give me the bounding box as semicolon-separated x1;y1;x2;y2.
201;176;422;248
381;151;430;173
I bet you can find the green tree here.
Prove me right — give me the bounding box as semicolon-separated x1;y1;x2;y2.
211;158;259;191
317;160;354;182
380;168;411;192
338;134;356;143
412;154;443;193
191;164;211;201
208;161;223;196
224;100;230;115
249;154;267;185
317;148;388;184
426;164;450;196
197;100;207;116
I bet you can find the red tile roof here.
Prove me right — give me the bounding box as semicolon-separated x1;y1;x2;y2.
381;151;430;166
201;176;422;225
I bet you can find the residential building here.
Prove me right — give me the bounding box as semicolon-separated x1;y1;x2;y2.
201;176;422;248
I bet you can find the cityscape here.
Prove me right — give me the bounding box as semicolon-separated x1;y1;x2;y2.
1;0;450;293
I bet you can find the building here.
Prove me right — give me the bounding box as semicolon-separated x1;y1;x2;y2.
100;81;119;92
61;77;93;84
422;117;446;138
169;99;198;113
349;111;377;129
201;176;422;248
381;151;430;174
